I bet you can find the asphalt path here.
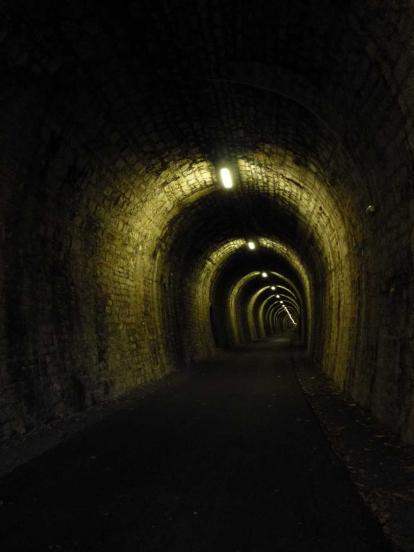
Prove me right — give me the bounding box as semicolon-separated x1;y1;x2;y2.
0;337;391;551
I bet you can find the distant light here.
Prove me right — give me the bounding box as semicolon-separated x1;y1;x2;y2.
282;302;297;326
286;309;296;325
280;301;283;304
219;167;233;189
276;294;280;298
247;241;256;250
261;272;268;278
271;286;276;290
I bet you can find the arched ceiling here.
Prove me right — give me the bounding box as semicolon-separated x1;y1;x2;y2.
2;0;414;441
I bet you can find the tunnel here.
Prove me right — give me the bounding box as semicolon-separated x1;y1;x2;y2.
1;1;414;550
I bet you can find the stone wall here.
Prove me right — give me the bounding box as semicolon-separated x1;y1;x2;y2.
1;1;414;442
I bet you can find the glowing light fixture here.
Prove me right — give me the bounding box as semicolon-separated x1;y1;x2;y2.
219;167;233;189
276;294;280;298
271;286;276;290
261;272;268;278
247;241;256;250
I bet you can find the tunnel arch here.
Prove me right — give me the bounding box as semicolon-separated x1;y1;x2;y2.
1;0;414;444
242;274;305;345
163;231;314;361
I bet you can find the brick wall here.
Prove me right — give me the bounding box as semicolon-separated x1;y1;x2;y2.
1;1;414;442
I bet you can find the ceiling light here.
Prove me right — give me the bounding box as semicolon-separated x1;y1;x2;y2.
271;286;276;290
247;241;256;250
276;294;280;298
261;272;268;278
219;167;233;189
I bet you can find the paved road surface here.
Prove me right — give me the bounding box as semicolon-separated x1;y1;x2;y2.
0;337;391;551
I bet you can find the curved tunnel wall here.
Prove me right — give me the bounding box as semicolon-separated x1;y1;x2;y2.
1;1;414;442
247;279;304;341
